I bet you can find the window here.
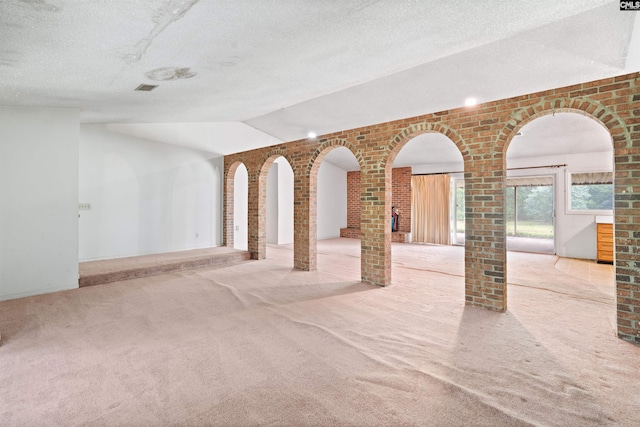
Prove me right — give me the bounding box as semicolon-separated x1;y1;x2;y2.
568;171;613;212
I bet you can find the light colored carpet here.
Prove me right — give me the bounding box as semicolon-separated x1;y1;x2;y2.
1;238;638;426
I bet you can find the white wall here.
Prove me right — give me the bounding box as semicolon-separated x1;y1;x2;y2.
0;106;80;300
317;161;347;239
79;124;223;261
411;161;463;175
277;158;294;244
233;164;248;251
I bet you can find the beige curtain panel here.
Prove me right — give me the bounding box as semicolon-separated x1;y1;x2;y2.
571;171;613;185
411;174;450;245
506;176;553;187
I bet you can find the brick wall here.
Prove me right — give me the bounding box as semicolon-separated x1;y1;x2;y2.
345;167;411;232
346;171;360;228
224;72;640;343
392;167;412;233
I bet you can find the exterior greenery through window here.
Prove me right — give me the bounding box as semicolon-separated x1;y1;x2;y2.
456;183;465;233
506;176;553;239
570;172;613;211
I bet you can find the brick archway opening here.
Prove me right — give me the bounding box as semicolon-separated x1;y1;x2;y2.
260;155;295;261
224;161;248;250
505;112;613;257
370;122;464;290
389;132;465;246
386;130;466;288
310;145;363;273
289;140;365;273
500;104;634;341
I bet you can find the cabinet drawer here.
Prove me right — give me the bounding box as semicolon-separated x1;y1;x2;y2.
598;250;614;262
598;240;613;251
597;223;613;233
597;232;613;242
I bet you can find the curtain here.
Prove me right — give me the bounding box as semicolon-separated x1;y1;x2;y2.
411;174;450;244
571;171;613;185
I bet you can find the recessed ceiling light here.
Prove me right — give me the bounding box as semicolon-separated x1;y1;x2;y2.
135;84;158;91
307;131;317;139
464;97;477;106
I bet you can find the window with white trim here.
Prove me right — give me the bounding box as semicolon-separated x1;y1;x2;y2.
568;171;613;212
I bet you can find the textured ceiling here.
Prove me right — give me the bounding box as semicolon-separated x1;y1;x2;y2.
1;0;638;159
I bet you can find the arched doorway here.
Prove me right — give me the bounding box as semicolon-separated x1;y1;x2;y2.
503;110;617;335
224;160;249;251
315;146;362;272
231;162;248;251
262;155;294;260
385;129;466;290
393;133;465;247
506;113;612;257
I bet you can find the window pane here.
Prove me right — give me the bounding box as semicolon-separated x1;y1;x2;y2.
507;185;553;238
570;183;613;210
506;187;515;236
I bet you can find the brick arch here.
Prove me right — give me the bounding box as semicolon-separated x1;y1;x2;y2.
365;122;468;289
258;150;296;177
385;122;467;169
223;160;248;248
249;152;296;262
294;138;364;273
385;124;466;239
306;138;363;175
226;160;244;175
497;98;630;155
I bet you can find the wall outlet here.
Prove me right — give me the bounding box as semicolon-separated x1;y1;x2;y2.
235;225;239;231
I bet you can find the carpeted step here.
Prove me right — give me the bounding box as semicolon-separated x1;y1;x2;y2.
79;247;250;287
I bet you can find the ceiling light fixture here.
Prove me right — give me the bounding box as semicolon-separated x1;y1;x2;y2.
464;97;477;107
307;131;317;139
135;84;158;92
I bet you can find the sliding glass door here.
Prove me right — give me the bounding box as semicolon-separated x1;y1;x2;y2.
506;176;555;254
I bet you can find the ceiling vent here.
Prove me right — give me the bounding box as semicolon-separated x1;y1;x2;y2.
135;84;158;92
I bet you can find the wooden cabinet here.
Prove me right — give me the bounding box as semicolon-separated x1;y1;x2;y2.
596;223;613;264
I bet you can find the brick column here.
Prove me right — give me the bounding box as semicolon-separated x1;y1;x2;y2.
293;171;317;271
614;122;640;343
346;171;361;228
464;171;507;312
392;167;412;233
360;166;391;286
247;168;266;260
